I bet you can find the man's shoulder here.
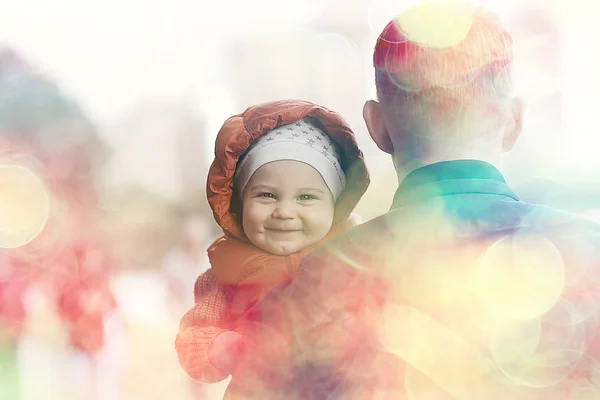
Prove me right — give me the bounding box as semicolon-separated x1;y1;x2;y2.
306;200;600;262
520;201;600;238
308;213;393;259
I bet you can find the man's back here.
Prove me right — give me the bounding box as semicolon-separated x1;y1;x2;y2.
252;2;600;398
261;160;600;399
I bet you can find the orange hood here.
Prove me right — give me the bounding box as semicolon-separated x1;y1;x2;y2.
207;100;370;241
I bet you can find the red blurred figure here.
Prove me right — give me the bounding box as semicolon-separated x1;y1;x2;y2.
0;257;27;343
0;255;28;400
0;48;121;400
55;240;117;356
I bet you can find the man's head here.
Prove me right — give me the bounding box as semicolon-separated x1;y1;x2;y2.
364;1;524;176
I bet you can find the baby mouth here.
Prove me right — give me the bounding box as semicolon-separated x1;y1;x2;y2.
266;228;301;233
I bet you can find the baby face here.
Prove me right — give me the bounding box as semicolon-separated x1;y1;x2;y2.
241;160;335;256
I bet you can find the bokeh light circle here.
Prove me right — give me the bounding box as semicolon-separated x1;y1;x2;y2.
380;304;494;397
478;233;565;321
0;164;50;248
490;295;590;388
395;0;475;49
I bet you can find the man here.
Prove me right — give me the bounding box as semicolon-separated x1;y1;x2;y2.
255;1;600;399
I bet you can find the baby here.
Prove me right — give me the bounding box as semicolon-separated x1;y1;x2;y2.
175;100;369;398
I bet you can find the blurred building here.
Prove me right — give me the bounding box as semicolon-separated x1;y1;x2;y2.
99;101;218;270
100;101;209;203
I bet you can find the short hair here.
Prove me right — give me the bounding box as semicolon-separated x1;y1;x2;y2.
374;3;514;131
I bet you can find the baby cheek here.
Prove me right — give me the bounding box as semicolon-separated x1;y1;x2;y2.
242;212;261;236
244;203;268;222
311;217;334;239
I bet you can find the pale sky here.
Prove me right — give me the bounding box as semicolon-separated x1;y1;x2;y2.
0;0;326;125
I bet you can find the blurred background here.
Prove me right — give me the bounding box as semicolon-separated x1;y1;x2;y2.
0;0;599;399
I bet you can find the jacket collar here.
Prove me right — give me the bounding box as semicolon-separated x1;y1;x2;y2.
391;160;519;210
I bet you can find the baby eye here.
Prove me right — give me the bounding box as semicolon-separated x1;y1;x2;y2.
258;192;276;199
298;194;316;201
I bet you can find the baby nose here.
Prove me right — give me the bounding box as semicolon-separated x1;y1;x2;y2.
273;201;296;219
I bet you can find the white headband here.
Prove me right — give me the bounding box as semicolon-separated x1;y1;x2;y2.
234;118;346;200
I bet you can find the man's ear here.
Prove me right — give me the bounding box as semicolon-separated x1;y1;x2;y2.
502;97;524;152
363;100;394;154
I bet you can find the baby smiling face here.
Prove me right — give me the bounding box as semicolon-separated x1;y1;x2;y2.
241;160;335;256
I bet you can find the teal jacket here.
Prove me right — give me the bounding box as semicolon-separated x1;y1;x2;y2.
255;160;600;399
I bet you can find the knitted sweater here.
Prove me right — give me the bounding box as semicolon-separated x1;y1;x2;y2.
175;214;360;386
175;268;229;383
175;239;313;384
